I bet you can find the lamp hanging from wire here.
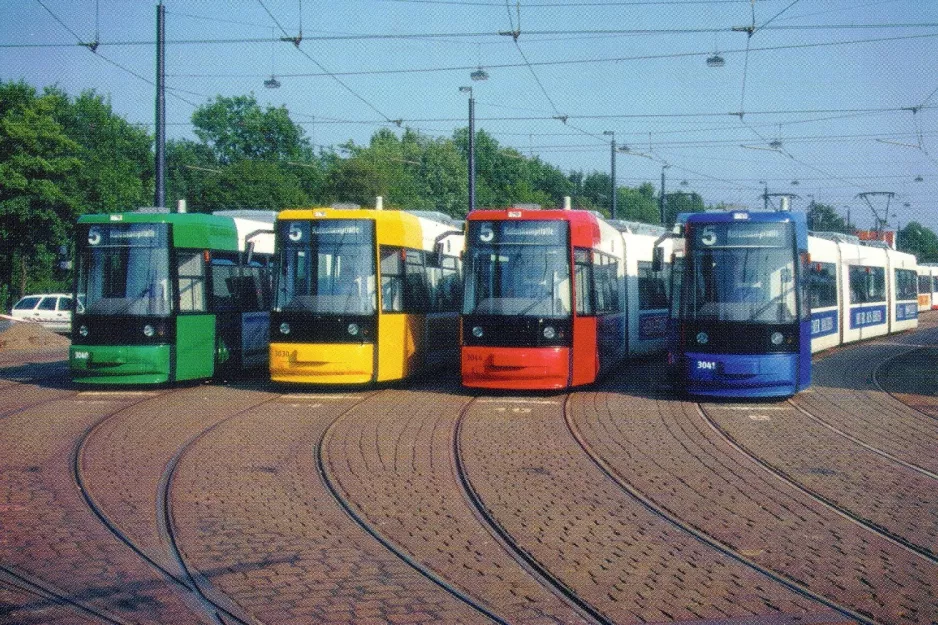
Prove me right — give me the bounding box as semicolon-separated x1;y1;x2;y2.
706;32;725;67
470;44;489;81
264;27;281;88
768;124;783;150
471;67;489;81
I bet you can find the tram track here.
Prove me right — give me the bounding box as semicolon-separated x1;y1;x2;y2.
0;563;132;625
565;392;880;625
316;389;509;625
71;386;277;625
0;385;211;624
791;335;938;477
697;402;938;567
871;343;938;423
787;394;938;482
452;395;613;625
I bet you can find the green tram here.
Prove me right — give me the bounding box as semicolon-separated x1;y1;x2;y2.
69;209;275;384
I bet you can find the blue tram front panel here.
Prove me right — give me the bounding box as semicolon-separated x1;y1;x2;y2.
677;321;803;397
670;211;810;398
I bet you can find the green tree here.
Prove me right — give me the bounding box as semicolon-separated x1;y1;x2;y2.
619;182;659;223
192;94;310;165
414;137;466;217
807;201;850;233
898;221;938;263
166;138;219;211
0;81;80;298
328;151;387;208
579;171;612;214
200;160;308;211
663;191;705;225
49;88;152;215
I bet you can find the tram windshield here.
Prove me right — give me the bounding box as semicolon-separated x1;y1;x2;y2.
686;222;797;323
463;220;571;317
76;223;173;316
274;219;377;314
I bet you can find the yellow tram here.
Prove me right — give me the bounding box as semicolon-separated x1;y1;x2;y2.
270;205;463;384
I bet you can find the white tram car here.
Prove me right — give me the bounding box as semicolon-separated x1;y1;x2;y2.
613;220;674;356
917;263;938;312
808;232;918;354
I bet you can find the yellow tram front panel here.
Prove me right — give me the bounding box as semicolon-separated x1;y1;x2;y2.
273;206;463;385
270;342;375;384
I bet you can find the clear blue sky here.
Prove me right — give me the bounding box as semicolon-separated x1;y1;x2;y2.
2;0;936;231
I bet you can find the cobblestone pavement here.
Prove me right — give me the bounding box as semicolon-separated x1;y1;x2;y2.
1;314;937;624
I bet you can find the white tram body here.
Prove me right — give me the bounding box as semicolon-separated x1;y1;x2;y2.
808;232;918;354
807;235;842;353
614;220;673;356
888;248;919;334
918;263;938;311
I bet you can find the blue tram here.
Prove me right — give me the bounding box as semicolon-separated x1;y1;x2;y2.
668;210;811;398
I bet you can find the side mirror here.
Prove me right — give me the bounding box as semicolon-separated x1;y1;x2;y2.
652;247;664;272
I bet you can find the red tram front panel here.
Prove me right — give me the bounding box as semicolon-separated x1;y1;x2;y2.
461;208;619;390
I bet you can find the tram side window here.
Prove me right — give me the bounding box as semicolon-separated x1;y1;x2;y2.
933;276;938;293
178;251;206;312
593;252;620;314
404;249;432;313
638;261;669;310
574;249;594;316
809;262;838;308
895;269;917;301
211;257;239;311
849;265;885;304
212;260;269;313
919;275;932;294
380;247;404;312
430;255;462;312
669;257;684;320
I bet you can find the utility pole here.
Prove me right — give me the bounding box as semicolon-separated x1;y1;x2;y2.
459;87;476;213
856;191;895;232
603;131;616;219
155;2;166;208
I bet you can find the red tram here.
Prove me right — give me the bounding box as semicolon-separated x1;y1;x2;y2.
461;207;627;389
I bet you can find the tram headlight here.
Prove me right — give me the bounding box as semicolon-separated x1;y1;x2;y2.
78;325;89;337
471;326;484;338
347;323;360;337
143;324;155;338
279;322;291;335
543;325;557;340
770;331;784;346
696;332;709;345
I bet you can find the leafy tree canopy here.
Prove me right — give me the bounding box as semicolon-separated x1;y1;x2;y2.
192;94;310;165
898;221;938;263
0;81;81;298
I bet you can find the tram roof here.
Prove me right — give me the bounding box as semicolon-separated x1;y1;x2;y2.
76;210;270;252
466;207;603;223
678;210;805;225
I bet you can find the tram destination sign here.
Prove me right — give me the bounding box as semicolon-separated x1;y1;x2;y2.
694;222;792;249
85;223;168;247
470;220;567;245
282;220;372;245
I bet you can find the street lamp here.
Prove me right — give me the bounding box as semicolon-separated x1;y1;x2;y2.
603;131;617;219
659;164;671;225
460;86;476;212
